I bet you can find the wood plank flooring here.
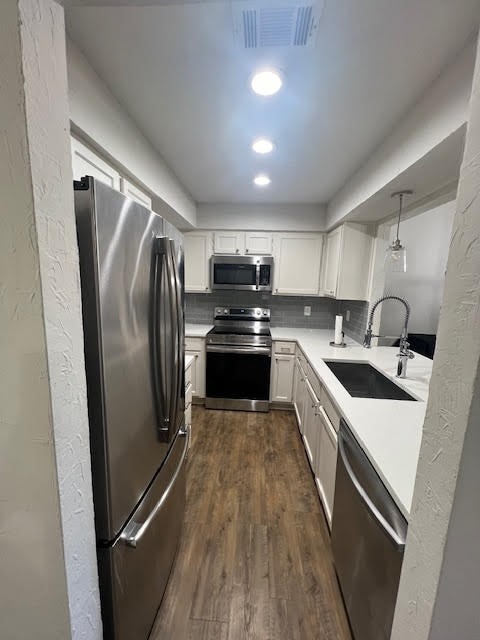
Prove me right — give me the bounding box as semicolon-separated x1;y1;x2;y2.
150;407;351;640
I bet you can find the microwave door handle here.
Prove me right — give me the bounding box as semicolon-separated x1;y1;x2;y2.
337;432;406;550
151;241;169;441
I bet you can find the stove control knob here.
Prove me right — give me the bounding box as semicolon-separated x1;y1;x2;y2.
224;309;228;314
263;311;268;316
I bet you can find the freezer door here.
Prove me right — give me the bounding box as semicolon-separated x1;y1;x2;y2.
75;179;181;540
98;428;188;640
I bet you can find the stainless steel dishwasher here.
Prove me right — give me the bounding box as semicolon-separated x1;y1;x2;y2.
331;420;408;640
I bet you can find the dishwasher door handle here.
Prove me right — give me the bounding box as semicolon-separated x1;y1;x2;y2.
338;433;406;550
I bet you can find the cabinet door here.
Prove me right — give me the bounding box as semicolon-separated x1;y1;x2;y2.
322;226;342;297
293;358;307;433
194;348;206;398
121;177;152;210
245;232;273;255
185;349;205;398
185;351;198;396
303;380;320;469
273;234;323;295
271;354;295;402
184;232;212;293
213;231;245;255
315;407;338;528
71;137;121;190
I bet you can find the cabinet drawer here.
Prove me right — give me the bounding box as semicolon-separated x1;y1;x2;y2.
185;382;193;408
296;347;307;371
185;403;192;427
185;362;193;388
321;387;341;432
185;337;205;351
274;341;296;355
306;363;322;398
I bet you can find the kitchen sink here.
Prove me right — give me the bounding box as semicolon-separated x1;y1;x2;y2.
323;360;417;401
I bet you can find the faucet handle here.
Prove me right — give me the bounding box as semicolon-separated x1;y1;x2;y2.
397;350;415;359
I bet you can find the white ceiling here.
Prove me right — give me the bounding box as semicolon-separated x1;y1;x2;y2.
66;1;480;205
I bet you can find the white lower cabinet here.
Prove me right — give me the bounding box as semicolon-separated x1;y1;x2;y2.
270;353;295;402
315;406;338;529
303;380;321;469
290;346;340;530
185;337;206;398
293;356;308;434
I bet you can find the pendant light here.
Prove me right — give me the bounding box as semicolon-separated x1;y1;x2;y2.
386;190;413;273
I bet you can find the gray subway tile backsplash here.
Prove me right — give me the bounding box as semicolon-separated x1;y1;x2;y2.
186;291;370;340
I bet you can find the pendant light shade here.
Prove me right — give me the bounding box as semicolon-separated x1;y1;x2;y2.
385;190;412;273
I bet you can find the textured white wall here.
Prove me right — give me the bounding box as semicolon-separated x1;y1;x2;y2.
391;30;480;640
327;39;476;229
0;1;101;638
380;201;455;338
66;37;196;229
197;202;326;231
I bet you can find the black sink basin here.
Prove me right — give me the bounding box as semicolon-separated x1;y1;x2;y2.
323;361;417;401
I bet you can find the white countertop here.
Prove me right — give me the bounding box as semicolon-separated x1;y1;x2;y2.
184;323;430;517
271;328;431;518
185;354;194;370
185;323;213;337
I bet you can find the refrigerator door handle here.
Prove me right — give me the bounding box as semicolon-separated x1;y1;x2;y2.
152;241;169;441
170;239;183;433
152;236;177;442
338;431;405;549
166;240;180;441
120;428;189;548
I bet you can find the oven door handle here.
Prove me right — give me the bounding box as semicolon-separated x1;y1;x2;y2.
255;262;260;290
206;344;271;356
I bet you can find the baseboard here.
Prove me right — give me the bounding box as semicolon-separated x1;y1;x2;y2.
270;402;295;411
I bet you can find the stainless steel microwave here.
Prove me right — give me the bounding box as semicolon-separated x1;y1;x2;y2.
211;255;274;291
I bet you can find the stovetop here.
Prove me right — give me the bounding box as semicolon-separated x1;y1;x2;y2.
207;307;271;346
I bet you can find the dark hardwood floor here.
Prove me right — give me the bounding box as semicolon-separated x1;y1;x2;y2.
150;407;351;640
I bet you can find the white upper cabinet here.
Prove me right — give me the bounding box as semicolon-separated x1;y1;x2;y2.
71;137;120;190
322;223;373;300
322;226;342;297
120;177;152;210
244;232;273;255
273;233;323;296
184;231;213;293
213;231;245;255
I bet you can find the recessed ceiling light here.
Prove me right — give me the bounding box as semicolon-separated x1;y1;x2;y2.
254;174;271;187
251;69;283;96
252;138;275;154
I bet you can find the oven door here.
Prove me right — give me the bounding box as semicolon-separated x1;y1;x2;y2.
205;345;271;412
211;256;273;291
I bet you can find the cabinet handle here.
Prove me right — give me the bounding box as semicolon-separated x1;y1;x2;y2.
236;248;239;253
205;287;208;291
246;248;249;253
275;288;278;293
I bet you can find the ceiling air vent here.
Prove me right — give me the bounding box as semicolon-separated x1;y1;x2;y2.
232;1;323;49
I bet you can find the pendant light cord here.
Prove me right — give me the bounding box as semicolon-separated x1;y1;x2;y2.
395;193;403;242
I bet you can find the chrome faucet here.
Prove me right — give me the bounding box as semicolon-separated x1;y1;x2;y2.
363;295;415;378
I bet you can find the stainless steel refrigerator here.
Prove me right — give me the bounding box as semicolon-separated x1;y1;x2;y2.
74;177;187;640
